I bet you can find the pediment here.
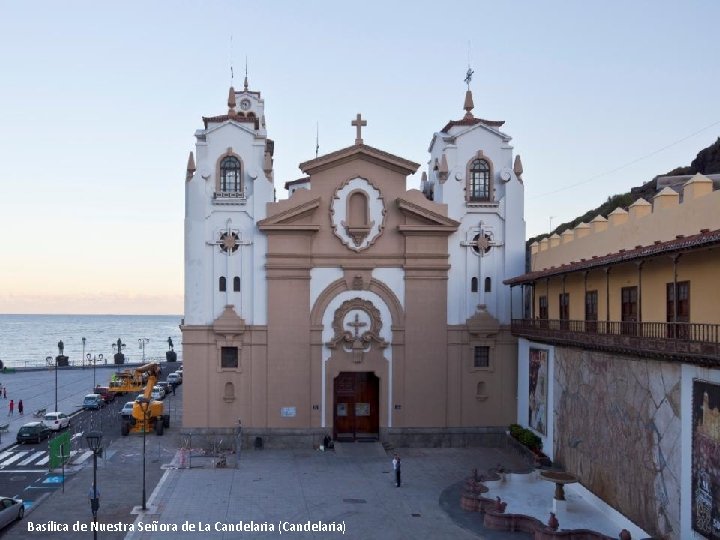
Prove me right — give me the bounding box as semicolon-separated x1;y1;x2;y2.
258;197;321;230
396;194;460;229
299;144;419;176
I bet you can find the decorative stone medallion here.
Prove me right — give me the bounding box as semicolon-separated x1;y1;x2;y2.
330;177;385;251
326;298;388;363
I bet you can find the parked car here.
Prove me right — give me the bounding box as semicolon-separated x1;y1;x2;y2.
93;386;116;403
43;412;70;431
82;394;104;410
120;401;135;418
0;496;24;529
167;373;182;386
151;386;164;401
16;422;52;444
157;381;172;394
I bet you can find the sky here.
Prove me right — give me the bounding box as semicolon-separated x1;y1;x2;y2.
1;1;718;315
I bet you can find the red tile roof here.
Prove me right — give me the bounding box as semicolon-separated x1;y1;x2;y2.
202;114;258;129
505;228;720;285
441;117;505;133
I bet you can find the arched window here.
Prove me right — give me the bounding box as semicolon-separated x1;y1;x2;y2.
233;277;240;292
220;156;242;193
471;277;478;292
219;276;226;292
484;277;492;292
469;159;490;201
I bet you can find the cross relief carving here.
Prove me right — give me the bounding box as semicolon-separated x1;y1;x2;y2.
460;227;502;256
326;298;388;363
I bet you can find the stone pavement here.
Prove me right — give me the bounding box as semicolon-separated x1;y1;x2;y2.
0;366;652;540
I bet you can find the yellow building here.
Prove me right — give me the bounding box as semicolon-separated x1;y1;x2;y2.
506;174;720;539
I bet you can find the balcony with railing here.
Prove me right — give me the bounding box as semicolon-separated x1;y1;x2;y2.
511;319;720;367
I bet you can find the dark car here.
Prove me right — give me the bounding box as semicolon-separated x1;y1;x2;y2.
93;386;116;403
16;422;52;444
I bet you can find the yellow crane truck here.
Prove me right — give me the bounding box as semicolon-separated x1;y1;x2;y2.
119;363;169;436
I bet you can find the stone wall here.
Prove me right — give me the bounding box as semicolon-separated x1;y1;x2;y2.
553;348;681;538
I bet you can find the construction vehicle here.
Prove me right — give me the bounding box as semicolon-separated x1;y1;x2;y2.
120;363;169;436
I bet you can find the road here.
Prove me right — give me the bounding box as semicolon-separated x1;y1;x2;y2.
0;375;182;536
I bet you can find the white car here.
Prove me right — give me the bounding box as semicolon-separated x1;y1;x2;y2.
43;412;70;431
0;496;24;529
151;386;164;401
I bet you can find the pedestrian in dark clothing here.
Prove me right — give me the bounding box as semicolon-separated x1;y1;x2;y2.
18;400;23;415
8;399;13;416
3;387;6;399
392;454;401;487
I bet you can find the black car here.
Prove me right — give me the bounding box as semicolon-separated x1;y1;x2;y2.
16;422;52;444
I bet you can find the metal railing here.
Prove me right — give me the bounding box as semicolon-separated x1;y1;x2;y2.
511;319;720;365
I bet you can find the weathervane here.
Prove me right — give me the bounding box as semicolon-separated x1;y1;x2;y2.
464;66;474;89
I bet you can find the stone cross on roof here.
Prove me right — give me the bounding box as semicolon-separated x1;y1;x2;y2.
352;113;367;145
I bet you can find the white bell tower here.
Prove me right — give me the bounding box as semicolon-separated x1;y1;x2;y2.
425;74;525;325
184;80;274;326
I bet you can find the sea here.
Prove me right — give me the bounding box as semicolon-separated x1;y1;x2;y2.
0;314;183;369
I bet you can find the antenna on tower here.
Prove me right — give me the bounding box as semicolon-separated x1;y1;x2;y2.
315;122;320;158
244;56;248;91
229;34;234;85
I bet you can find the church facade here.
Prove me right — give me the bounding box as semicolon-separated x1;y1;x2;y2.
181;80;525;445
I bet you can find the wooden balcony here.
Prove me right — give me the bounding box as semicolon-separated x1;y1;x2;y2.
511;319;720;367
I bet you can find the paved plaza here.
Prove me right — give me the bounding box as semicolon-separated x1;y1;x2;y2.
0;366;651;539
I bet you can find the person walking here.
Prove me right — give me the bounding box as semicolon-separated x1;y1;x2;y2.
18;400;23;415
3;387;6;399
392;453;401;487
8;399;13;416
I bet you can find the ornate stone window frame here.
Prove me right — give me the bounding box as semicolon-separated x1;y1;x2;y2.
216;340;243;373
215;148;245;195
465;150;494;204
330;176;385;252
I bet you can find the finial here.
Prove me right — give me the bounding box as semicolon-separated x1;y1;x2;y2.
463;64;475;119
351;113;367;145
186;151;196;182
244;56;248;91
228;86;236;116
513;155;524;181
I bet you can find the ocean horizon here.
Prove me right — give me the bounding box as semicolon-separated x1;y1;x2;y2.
0;313;183;369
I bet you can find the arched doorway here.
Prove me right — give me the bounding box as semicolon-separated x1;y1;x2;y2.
333;372;379;441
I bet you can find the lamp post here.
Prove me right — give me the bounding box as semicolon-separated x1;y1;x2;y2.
87;354;104;389
138;338;150;363
82;337;86;369
86;430;103;540
138;397;150;511
46;356;57;412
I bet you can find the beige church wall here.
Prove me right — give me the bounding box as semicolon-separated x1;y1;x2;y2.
293;161;410;260
553;347;681;538
531;175;719;271
181;324;267;428
266;267;312;428
403;273;450;426
447;326;518;427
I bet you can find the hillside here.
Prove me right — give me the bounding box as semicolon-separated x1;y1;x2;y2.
527;137;720;249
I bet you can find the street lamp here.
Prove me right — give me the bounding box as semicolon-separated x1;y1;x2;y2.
86;430;103;540
82;337;86;369
87;353;104;389
138;338;150;363
138;397;150;511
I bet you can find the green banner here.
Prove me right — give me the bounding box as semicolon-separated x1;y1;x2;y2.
49;431;71;469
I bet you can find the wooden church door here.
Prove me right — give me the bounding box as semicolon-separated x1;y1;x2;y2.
333;372;379;441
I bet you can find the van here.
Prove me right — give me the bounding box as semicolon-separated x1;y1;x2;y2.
83;394;104;410
167;373;181;386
